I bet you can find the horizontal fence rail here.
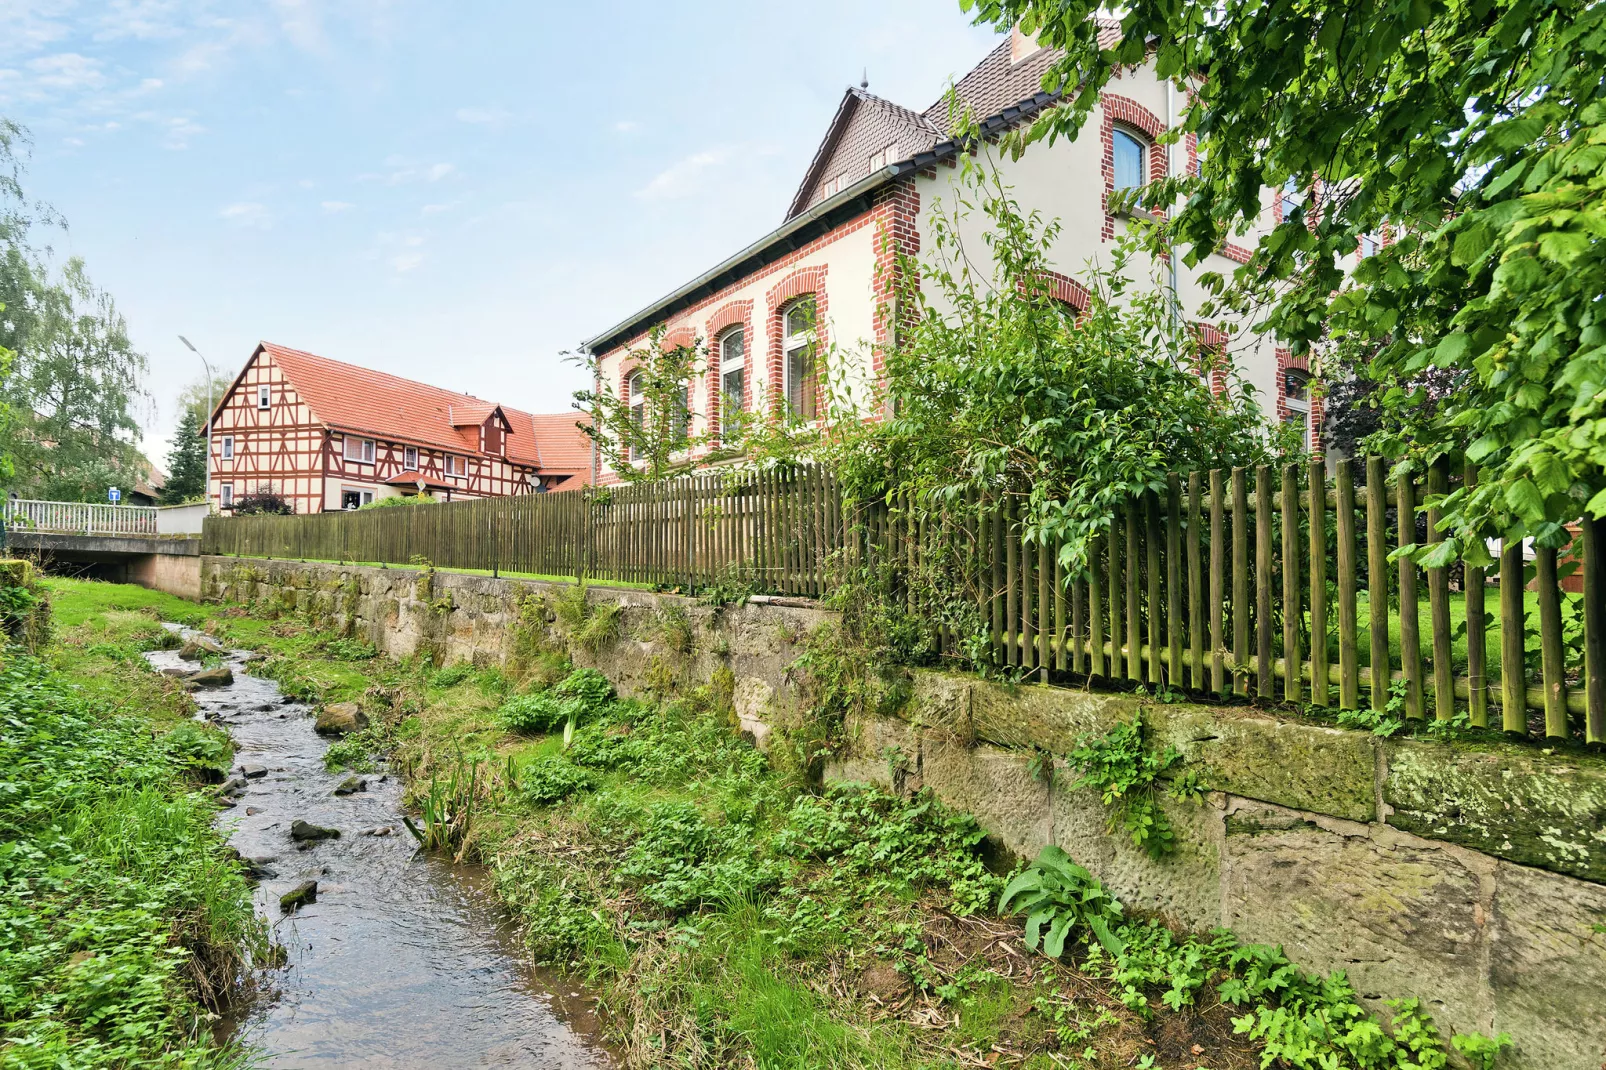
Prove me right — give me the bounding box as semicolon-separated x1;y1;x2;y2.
9;499;159;536
202;457;1604;746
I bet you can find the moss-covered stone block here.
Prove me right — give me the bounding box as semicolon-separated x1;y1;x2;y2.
1153;709;1378;822
1385;740;1606;882
920;737;1049;861
967;678;1148;754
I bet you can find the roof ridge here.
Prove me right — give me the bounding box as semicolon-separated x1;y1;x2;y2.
262;341;537;420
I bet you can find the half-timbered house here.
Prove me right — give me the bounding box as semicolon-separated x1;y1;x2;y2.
207;342;591;514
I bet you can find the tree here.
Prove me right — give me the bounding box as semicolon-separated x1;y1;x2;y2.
0;120;149;501
178;371;234;428
824;155;1271;660
966;0;1606;559
571;325;702;483
160;407;206;504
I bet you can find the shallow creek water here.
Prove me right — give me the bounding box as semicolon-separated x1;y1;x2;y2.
146;628;613;1069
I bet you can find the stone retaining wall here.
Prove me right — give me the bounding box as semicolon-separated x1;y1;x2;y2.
201;556;1606;1069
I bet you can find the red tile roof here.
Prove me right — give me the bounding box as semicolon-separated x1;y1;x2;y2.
253;342;580;473
523;412;593;475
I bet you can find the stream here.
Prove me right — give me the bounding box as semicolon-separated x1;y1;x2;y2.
146;628;614;1069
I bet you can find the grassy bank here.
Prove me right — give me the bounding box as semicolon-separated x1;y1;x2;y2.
0;577;266;1068
70;577;1510;1070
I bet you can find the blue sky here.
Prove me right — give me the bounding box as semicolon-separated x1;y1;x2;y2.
0;1;1001;458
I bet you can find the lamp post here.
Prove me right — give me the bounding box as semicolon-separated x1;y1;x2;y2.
179;336;214;510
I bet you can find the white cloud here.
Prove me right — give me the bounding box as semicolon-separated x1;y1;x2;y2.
219;201;271;229
455;106;509;126
321;200;353;213
159;115;203;149
96;0;189;42
27;53;107;91
360;159;458;186
63;136;84;146
426;162;453;182
612;119;640;134
635;148;731;201
391;251;424;272
420;201;455;215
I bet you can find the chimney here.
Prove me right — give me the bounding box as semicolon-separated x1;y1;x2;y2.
1010;25;1043;63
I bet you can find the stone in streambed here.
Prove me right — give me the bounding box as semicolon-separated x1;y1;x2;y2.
314;702;367;736
359;825;395;837
279;880;318;913
290;820;340;843
179;637;226;661
332;775;367;796
188;665;234;687
219;775;248;797
240;764;268;779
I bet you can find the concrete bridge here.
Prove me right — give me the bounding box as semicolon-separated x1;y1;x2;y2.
5;499;207;598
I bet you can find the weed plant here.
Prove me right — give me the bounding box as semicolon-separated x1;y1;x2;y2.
2;586;267;1068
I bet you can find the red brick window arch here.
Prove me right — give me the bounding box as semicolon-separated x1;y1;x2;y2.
1100;94;1168;240
764;265;828;420
703;299;753;445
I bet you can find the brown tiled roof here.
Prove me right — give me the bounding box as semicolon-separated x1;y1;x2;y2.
788;89;943;218
523;412;593;476
255;342;550;468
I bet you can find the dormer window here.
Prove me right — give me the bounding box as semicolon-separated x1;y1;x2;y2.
1112;129;1146;193
868;143;898;171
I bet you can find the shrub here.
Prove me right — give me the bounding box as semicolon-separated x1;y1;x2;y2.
162;720;233;777
618;801;779;914
553;667;614;712
498;692;581;733
432;663;474;687
358;493;436;509
232;489;293;515
519;755;595;805
323;636;378;661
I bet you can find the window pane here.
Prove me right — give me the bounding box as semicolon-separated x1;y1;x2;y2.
721;330;744;370
722;368;744;411
1113;130;1144;192
786;300;814;339
787;349;817;420
1285;371;1309;402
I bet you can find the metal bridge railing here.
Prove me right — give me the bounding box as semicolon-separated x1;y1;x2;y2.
9;499;159;536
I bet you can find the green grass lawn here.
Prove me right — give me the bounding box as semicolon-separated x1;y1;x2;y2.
3;575;266;1068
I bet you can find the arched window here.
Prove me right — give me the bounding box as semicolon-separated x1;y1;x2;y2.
719;328;745;442
1112;128;1146;193
783;299;817;420
627;371;645;461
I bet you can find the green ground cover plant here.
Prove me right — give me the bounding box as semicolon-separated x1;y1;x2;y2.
84;575;1513;1070
1;578;266;1068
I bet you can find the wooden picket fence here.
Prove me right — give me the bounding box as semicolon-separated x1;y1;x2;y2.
202;458;1604;744
201;466;843;596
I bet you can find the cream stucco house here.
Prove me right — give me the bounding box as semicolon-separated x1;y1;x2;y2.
582;26;1316;483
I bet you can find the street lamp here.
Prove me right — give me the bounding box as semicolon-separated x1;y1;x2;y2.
179;336;214;511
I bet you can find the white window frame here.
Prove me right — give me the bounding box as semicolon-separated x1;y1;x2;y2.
220;435;234;460
783;299;817;421
404;445;418;469
1359;232;1380;258
1283;368;1312;449
445;454;467;477
343;436;376;464
220;483;234;508
868;142;898;171
627;371;645;462
1111;128;1147;194
257;384;271;409
719;328;745;438
341;487;375;510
